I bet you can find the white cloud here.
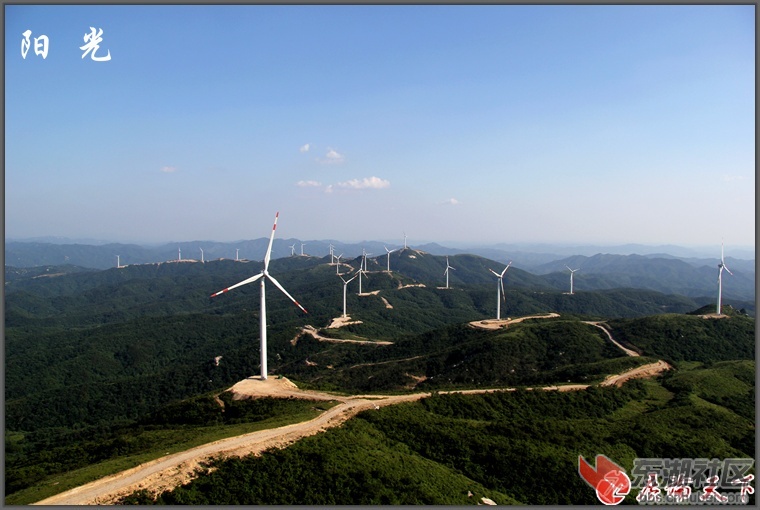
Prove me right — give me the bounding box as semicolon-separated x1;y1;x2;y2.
161;166;177;173
443;197;461;205
317;147;345;165
296;180;322;187
721;174;746;182
299;143;310;153
336;176;390;190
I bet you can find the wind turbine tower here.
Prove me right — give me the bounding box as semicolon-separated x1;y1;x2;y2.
289;244;296;256
329;244;335;264
210;213;308;380
301;243;306;256
178;247;182;262
200;247;204;263
403;232;407;250
488;262;512;320
339;272;359;318
358;250;371;294
566;266;580;295
384;246;397;272
444;256;455;289
116;255;120;268
236;248;239;262
716;241;733;315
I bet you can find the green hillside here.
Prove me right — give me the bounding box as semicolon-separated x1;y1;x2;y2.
116;363;754;505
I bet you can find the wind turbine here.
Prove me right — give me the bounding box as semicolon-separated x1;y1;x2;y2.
444;256;455;289
300;243;306;256
116;255;120;268
716;241;733;315
236;248;239;262
488;261;512;320
329;244;335;264
358;250;371;294
339;272;359;318
384;246;397;272
566;266;580;295
289;244;296;256
178;247;182;262
210;212;307;380
200;247;204;263
403;232;408;250
335;253;345;275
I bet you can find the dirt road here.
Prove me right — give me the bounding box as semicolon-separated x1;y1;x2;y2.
34;352;671;506
34;316;670;505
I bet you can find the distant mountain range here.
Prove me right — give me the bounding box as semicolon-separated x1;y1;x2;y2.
4;239;755;302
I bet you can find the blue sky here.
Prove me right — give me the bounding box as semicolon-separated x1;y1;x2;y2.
5;4;755;250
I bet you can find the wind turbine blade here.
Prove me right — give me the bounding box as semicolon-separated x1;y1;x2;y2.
266;274;308;313
500;261;512;277
500;278;506;301
488;268;500;277
724;265;733;276
347;274;359;283
210;272;263;297
263;212;279;271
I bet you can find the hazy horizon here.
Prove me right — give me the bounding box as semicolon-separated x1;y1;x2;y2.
6;5;755;248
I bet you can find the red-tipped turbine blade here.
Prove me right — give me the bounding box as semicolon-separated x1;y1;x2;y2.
263;212;279;271
266;274;308;313
210;272;264;297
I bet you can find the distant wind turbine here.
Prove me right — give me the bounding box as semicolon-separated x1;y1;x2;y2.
300;243;306;256
289;244;296;256
403;232;407;250
339;272;359;318
210;213;307;380
200;247;204;263
329;244;335;264
236;248;239;262
116;255;120;268
488;262;512;320
335;253;345;275
178;247;181;262
716;241;733;315
566;266;580;295
358;250;371;294
444;256;455;289
384;246;397;272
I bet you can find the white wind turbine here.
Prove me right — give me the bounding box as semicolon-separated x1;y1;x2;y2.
116;255;121;268
300;243;306;256
339;272;359;318
716;241;733;315
403;232;408;250
210;212;308;380
488;261;512;320
384;246;397;272
289;244;296;256
335;253;345;275
178;247;182;261
200;247;204;263
358;250;371;294
329;244;335;264
236;248;240;261
566;265;580;295
444;256;455;289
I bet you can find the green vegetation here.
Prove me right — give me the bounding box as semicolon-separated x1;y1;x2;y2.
608;314;755;364
5;394;335;505
120;365;754;505
4;258;755;505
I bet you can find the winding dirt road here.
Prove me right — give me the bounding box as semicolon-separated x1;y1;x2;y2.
34;316;668;505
